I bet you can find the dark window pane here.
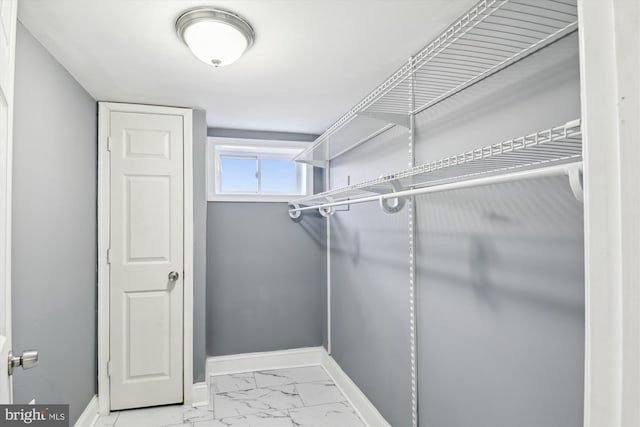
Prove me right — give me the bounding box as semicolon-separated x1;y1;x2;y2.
261;158;297;193
220;156;257;192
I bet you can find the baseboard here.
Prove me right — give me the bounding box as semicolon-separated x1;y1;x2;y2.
191;382;208;407
206;347;323;375
74;395;99;427
205;347;390;427
320;351;391;427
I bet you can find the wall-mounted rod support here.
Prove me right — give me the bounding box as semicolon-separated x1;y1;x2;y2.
567;163;583;203
319;205;336;217
318;197;336;217
379;180;406;214
289;161;583;216
288;203;302;219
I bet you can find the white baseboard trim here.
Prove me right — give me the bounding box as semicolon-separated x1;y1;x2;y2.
206;347;323;375
74;395;99;427
191;382;208;407
205;347;390;427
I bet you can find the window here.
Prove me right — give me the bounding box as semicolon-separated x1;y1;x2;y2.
207;137;312;202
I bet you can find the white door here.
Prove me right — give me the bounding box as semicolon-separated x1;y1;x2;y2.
109;111;184;410
0;0;17;403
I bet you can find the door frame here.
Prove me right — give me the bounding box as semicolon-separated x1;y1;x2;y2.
97;102;194;414
0;0;18;404
578;0;640;425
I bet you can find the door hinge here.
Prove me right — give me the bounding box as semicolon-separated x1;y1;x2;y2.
106;248;111;264
107;360;112;377
106;136;112;152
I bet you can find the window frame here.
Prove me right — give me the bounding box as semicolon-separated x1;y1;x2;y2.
207;137;313;202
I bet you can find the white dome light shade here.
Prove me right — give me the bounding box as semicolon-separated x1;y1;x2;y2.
184;21;247;66
176;8;255;67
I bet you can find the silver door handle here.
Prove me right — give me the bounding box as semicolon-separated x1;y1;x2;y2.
8;350;38;375
168;271;179;282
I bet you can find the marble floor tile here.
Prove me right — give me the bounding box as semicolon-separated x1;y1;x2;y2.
194;411;293;427
114;405;186;427
210;372;257;393
295;381;346;407
254;366;330;388
183;406;214;423
95;367;367;427
214;385;304;419
288;402;365;427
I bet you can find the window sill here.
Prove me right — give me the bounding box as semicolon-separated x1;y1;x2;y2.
208;194;303;203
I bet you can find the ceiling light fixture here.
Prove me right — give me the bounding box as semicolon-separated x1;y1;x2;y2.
176;7;255;67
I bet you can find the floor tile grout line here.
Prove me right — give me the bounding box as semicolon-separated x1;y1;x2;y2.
213;378;352;411
212;379;334;395
292;382;302;407
244;380;331;390
113;412;121;427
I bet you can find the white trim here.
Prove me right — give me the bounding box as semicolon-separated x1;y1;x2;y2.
0;0;17;404
326;167;331;354
207;195;301;203
97;104;110;415
206;137;313;202
183;107;195;406
205;347;390;427
206;347;323;376
74;395;99;427
578;1;640;426
191;382;208;407
97;102;194;414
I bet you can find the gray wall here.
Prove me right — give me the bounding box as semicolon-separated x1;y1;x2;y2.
414;33;584;427
206;203;325;356
415;178;584;427
328;33;584;427
192;110;207;382
329;126;413;427
12;22;97;425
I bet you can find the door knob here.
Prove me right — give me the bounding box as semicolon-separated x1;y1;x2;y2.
8;350;38;375
168;271;179;282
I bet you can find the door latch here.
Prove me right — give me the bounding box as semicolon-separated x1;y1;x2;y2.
8;350;38;375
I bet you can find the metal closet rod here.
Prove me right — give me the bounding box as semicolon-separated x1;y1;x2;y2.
289;161;583;216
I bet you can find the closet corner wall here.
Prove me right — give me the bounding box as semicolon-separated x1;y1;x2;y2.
205;130;326;359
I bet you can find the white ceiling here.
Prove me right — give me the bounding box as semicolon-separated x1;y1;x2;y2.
18;0;477;134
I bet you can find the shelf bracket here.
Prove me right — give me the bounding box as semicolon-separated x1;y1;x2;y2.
567;163;583;203
379;180;406;214
295;159;329;168
318;197;336;217
288;203;302;220
357;112;411;129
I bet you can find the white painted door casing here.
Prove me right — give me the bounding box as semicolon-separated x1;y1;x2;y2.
578;1;640;426
109;111;184;410
0;0;17;403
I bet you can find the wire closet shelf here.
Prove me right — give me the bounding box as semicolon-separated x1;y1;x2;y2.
288;119;583;218
295;0;578;166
